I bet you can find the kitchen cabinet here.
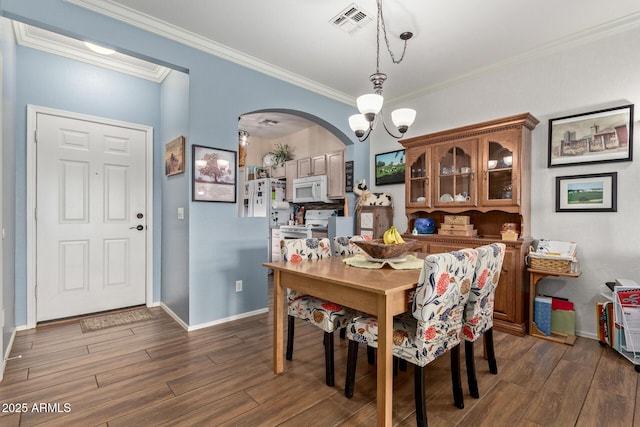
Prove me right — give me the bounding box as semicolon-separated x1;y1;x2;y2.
271;228;282;262
311;155;326;175
400;113;539;336
326;150;345;199
285;160;298;201
356;206;393;239
297;158;312;177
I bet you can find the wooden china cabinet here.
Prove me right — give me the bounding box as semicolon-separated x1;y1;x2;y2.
400;113;539;336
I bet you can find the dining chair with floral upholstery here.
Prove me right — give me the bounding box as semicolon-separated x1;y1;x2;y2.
461;242;506;399
344;248;478;427
332;235;371;256
281;237;356;386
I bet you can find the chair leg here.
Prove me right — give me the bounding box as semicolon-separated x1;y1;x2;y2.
324;332;335;386
367;346;375;364
485;328;498;374
465;340;479;399
451;344;464;409
286;315;295;361
340;328;346;339
344;340;359;398
414;365;427;427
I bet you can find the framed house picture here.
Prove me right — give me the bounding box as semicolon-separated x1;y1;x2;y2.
165;136;185;176
555;172;617;212
548;104;633;167
192;145;237;202
375;149;405;185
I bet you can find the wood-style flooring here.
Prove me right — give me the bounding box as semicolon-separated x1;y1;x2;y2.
1;281;638;426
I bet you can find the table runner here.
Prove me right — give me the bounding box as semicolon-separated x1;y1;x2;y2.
343;254;423;270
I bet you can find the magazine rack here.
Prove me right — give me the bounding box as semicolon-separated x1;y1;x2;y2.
527;268;580;345
613;284;640;372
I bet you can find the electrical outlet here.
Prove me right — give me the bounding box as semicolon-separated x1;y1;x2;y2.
235;280;243;292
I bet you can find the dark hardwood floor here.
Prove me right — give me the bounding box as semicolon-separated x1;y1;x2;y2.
1;281;638;426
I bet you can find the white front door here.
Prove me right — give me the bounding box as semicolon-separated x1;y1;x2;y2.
35;112;147;321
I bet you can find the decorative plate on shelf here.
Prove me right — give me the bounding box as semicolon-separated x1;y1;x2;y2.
439;193;454;202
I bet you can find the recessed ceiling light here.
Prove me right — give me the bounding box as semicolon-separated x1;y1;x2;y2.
84;41;115;55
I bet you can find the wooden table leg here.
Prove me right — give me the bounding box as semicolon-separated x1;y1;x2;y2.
376;294;393;426
273;270;284;373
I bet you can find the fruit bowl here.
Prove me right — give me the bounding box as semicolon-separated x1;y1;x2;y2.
352;239;416;260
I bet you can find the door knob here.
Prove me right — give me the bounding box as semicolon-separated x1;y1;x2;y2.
129;225;144;231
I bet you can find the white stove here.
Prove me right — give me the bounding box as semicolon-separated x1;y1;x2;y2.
279;209;334;239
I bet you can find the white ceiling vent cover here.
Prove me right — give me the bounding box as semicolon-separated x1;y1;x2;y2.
330;3;372;34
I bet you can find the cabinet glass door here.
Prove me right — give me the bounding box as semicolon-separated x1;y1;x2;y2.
406;147;430;207
405;147;431;207
482;132;518;205
434;140;476;207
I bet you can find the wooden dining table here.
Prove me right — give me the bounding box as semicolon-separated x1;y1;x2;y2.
263;255;423;427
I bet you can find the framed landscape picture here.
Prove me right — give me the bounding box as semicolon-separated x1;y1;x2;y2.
555;172;617;212
375;149;405;185
548;105;633;167
192;145;237;202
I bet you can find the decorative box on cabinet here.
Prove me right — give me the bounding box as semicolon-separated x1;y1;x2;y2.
400;113;539;336
356;206;393;239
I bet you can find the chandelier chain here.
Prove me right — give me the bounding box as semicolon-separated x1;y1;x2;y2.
376;0;409;72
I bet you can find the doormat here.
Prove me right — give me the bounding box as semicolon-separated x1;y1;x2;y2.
80;308;153;333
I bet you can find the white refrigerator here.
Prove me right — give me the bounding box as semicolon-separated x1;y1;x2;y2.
242;178;291;226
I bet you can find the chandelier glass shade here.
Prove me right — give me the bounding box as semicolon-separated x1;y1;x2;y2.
349;0;416;142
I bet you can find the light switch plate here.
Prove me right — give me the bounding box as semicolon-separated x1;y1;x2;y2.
177;207;184;220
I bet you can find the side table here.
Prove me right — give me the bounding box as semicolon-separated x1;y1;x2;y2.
528;268;581;345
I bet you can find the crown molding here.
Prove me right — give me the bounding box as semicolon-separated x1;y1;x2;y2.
13;21;171;83
390;11;640;104
65;0;354;105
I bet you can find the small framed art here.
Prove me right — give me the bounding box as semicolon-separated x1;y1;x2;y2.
555;172;617;212
165;136;185;176
375;149;405;185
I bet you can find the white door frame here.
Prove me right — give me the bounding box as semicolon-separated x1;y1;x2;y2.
26;105;154;328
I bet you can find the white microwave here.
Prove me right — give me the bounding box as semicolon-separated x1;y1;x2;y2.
293;175;331;203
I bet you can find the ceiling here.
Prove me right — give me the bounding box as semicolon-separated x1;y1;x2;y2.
34;1;640;138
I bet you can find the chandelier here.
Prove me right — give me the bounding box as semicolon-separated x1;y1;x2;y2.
349;0;416;142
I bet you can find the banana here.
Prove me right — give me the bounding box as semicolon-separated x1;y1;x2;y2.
383;227;397;244
383;226;404;244
393;227;405;243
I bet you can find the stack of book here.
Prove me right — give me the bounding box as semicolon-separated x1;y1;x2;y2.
438;215;478;237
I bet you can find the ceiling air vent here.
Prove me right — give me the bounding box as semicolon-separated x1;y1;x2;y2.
330;3;372;34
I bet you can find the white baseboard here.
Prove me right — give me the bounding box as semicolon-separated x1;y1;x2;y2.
159;303;268;332
1;329;17;383
187;308;269;331
159;302;189;330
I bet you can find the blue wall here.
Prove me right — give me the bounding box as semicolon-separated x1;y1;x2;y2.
160;70;190;321
2;0;367;327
